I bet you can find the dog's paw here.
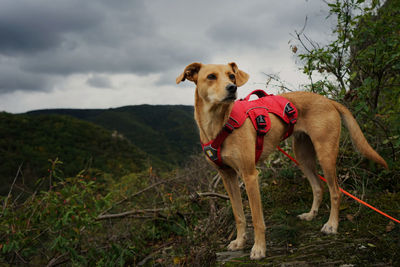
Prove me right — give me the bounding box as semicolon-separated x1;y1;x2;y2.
250;243;266;260
321;222;338;234
297;211;317;221
227;238;246;251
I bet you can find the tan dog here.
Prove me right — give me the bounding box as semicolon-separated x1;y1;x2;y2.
176;62;387;260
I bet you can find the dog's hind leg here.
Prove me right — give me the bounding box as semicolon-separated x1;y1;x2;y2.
312;134;342;234
293;132;324;221
219;168;247;251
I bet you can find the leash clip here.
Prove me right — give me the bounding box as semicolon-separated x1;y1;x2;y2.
203;144;218;161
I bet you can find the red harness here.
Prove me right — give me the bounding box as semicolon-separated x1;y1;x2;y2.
201;90;298;168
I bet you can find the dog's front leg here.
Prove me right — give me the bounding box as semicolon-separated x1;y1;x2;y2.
242;169;266;260
219;169;247;251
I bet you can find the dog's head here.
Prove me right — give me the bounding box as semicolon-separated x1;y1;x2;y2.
176;62;249;104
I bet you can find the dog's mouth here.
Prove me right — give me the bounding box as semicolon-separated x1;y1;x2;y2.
223;94;237;102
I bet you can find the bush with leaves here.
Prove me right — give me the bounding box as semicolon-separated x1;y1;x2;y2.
0;159;140;265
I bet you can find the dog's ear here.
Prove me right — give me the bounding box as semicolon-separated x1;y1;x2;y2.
229;62;249;87
176;62;202;84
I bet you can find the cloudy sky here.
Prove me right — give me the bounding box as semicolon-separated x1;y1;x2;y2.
0;0;333;113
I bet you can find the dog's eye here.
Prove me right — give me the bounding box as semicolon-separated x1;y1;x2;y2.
207;74;217;80
229;74;236;81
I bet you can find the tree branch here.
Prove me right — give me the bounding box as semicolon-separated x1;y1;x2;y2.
197;192;229;200
96;208;165;220
2;163;23;214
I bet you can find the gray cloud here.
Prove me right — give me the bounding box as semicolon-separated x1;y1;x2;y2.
207;0;330;50
207;17;277;49
0;0;205;93
0;57;51;93
0;0;102;55
87;74;112;89
0;0;331;98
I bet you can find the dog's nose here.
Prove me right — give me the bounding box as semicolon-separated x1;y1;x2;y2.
226;84;237;94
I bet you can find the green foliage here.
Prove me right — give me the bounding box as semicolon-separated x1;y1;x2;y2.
348;0;400;144
0;161;114;265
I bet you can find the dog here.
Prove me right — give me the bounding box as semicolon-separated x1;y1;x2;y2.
176;62;388;260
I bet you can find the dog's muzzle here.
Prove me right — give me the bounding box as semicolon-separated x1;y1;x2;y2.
226;84;237;94
223;84;237;102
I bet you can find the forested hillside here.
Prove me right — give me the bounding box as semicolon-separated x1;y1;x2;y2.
27;105;200;168
0;112;148;194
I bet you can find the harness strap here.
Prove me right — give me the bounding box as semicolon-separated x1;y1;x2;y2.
201;123;234;168
255;115;267;163
282;102;297;139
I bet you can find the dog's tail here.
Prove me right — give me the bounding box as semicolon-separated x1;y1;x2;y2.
331;101;388;169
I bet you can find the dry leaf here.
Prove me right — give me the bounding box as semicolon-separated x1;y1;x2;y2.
346;214;355;222
173;257;181;265
386;221;395;232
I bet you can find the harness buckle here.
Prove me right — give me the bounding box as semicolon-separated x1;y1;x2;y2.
224;123;234;133
203;144;219;161
256;115;268;135
284;103;296;117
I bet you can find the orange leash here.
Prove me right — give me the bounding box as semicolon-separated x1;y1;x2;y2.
276;146;400;224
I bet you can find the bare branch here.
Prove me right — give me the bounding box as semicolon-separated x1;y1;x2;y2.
15;251;28;265
262;73;295;92
299;16;308;36
2;163;23;214
46;252;69;267
137;242;174;266
96;208;165;220
212;174;221;191
197;192;229;200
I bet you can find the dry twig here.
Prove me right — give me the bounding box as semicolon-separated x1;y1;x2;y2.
96;208;165;220
46;252;69;267
197;192;229;200
2;163;23;214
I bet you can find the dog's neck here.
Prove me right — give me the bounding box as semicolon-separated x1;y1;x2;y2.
194;90;233;144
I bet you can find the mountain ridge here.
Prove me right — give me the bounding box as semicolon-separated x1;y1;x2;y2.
26;104;200;168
